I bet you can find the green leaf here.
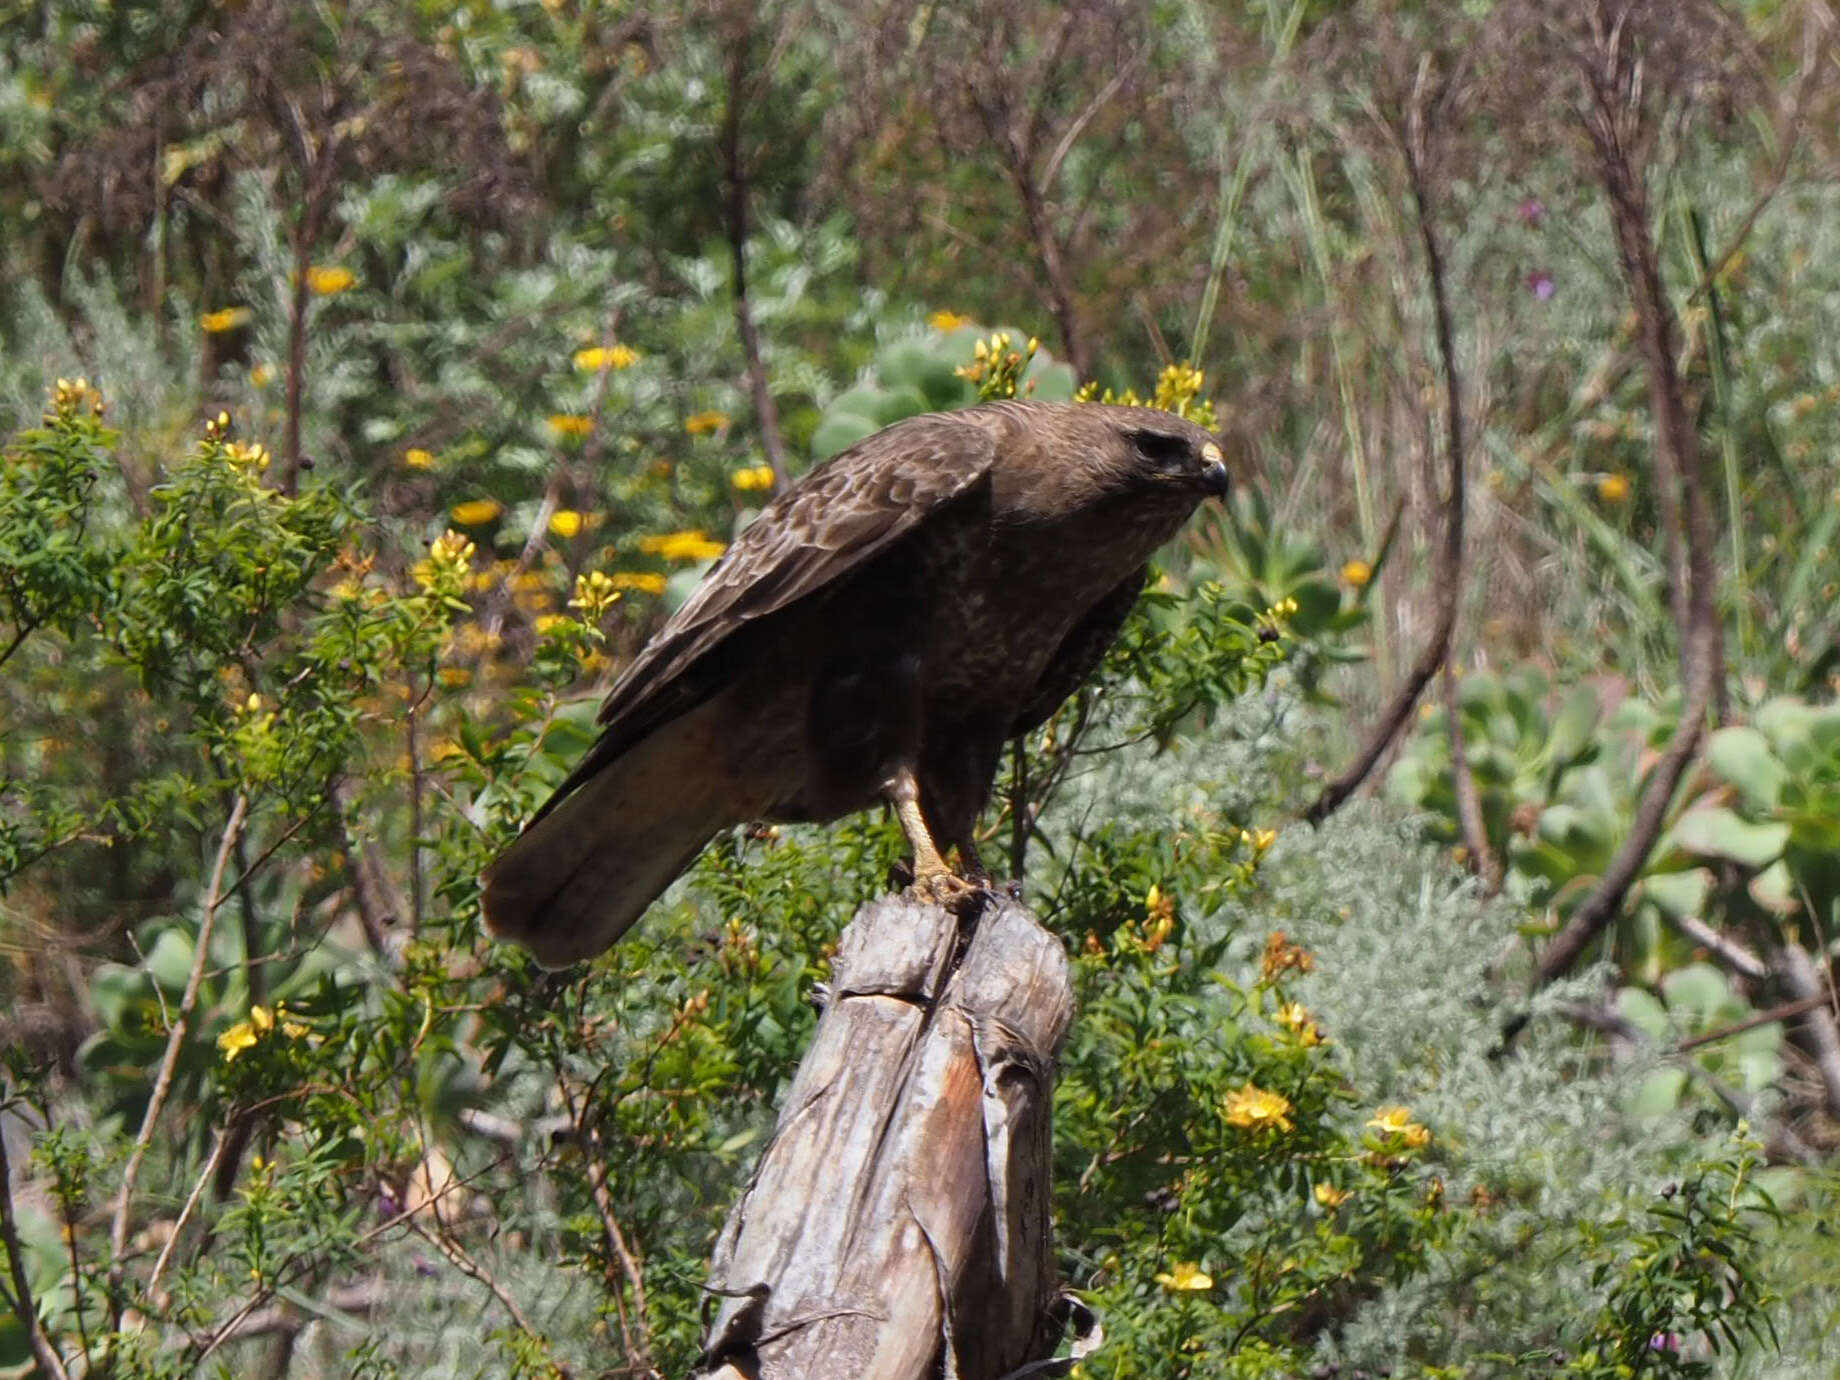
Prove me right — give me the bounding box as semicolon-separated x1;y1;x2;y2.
1705;726;1786;811
1628;1066;1688;1122
1660;963;1735;1028
1638;867;1711;918
1616;986;1671;1041
809;412;877;460
1670;806;1789;868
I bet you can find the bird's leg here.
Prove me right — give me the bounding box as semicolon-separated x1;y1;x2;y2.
886;764;980;909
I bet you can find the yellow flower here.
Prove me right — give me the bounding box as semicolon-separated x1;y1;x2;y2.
534;613;570;635
548;509;583;538
1596;473;1630;503
547;413;594;438
436;666;472;688
305;265;356;295
1243;826;1277;858
569;569;622;620
610;571;667;595
684;410;729;436
217;1003;305;1061
249;363;274;388
731;464;775;492
638;529;727;562
1223;1083;1294;1134
218;1017;260;1062
1340;559;1372;588
1313;1182;1351;1209
927;310;971;331
1366;1106;1430;1149
200;306;251;333
573;344;640;372
1274;1001;1323;1046
414;530;477;593
403;447;436;470
1153;1261;1213;1293
450;498;503;526
225;441;270;474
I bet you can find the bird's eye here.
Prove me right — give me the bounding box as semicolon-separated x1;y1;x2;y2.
1130;430;1191;471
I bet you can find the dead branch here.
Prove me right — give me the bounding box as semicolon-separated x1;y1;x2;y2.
695;893;1073;1379
1534;5;1725;987
106;793;248;1330
1440;661;1502;894
1773;943;1840;1121
0;1117;73;1380
1305;57;1470;824
722;14;793;494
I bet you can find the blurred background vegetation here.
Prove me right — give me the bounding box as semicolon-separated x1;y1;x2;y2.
3;0;1840;1375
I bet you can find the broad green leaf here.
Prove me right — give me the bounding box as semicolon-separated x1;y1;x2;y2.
1671;806;1789;868
1705;725;1786;811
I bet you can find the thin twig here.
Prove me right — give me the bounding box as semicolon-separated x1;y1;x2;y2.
1534;11;1725;987
1674;992;1833;1054
0;1118;74;1379
1662;910;1768;984
1440;661;1502;894
722;25;792;494
1305;59;1469;824
1773;943;1840;1120
106;793;248;1328
145;1126;234;1302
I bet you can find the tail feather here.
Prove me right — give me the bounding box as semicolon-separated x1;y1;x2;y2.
481;704;737;968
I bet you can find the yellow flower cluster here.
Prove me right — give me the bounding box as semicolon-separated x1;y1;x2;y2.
638;529;726;562
48;377;105;421
569;570;622;621
1274;1001;1323;1046
1596;473;1630;503
415;529;476;594
1341;559;1373;589
547;413;594;439
1154;1261;1213;1293
1223;1083;1294;1134
402;447;436;470
1074;361;1220;429
200;306;252;334
955;330;1037;401
573;344;640;372
548;509;584;538
217;1003;309;1063
305;265;356;295
684;410;729;436
731;464;775;492
225;441;270;474
927;309;971;332
1366;1105;1431;1150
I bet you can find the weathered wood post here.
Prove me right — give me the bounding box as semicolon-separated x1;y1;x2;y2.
693;892;1075;1379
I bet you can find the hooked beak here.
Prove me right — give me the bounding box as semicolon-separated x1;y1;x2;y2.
1199;442;1230;498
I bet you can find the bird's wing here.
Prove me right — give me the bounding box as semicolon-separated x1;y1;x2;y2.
526;411;999;825
1007;566;1148;737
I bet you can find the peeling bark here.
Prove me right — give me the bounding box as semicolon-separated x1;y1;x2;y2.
694;893;1074;1380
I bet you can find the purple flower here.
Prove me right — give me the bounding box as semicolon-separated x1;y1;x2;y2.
1527;271;1556;301
1518;198;1546;226
1649;1333;1680;1353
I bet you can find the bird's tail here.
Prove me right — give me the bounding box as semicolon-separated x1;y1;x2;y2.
480;702;736;969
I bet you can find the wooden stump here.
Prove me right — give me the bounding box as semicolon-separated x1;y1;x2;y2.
694;893;1075;1380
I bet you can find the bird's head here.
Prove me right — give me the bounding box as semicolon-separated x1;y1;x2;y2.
1111;411;1231;501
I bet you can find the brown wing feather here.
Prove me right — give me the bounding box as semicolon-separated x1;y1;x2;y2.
1007;567;1148;736
526;410;998;825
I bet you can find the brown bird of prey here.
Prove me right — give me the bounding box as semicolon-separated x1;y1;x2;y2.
482;400;1229;967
